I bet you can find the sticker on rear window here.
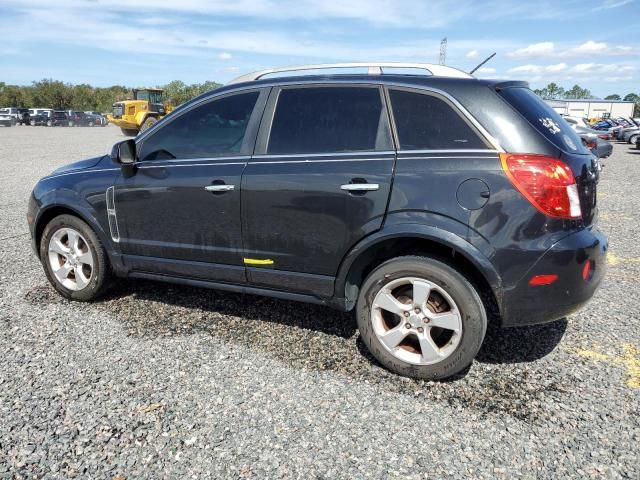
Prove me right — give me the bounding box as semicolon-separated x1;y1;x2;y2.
540;117;561;135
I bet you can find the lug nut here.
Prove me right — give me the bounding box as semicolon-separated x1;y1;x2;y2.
414;307;421;313
403;311;410;317
417;327;424;333
424;318;430;323
405;323;411;329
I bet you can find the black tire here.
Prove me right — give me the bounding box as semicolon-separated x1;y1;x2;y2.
120;128;138;137
30;120;35;126
629;134;638;145
140;116;158;133
39;214;110;301
46;120;52;127
356;255;487;380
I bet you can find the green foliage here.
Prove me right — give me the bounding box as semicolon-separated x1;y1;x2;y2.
0;79;221;112
605;94;621;100
623;93;640;103
564;84;592;99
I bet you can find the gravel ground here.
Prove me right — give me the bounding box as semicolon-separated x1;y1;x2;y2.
0;125;639;479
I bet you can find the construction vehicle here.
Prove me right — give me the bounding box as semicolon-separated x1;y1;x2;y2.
107;88;172;136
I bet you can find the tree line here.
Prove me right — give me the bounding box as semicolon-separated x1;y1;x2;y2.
2;79;639;116
0;79;222;113
533;82;640;107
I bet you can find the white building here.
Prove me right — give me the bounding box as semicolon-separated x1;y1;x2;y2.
545;99;635;119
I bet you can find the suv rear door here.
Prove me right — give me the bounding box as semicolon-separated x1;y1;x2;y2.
241;84;395;295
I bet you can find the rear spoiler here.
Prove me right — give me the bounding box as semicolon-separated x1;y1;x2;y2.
491;80;530;91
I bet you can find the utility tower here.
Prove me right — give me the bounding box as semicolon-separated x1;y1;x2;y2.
439;37;447;65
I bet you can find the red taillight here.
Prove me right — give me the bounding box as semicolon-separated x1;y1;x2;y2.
529;274;558;286
500;153;582;219
597;134;610;140
585;141;597;150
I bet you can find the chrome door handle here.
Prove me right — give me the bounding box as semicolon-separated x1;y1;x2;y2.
340;183;380;192
204;184;235;192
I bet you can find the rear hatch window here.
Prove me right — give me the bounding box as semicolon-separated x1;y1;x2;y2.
498;87;589;155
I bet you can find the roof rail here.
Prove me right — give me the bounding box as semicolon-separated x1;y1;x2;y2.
227;62;473;84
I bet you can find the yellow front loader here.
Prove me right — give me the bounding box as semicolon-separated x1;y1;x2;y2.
107;88;173;136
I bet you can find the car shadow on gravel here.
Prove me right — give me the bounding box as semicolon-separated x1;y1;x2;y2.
25;281;576;421
477;319;568;364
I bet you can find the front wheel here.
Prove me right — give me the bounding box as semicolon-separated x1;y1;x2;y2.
357;256;487;380
629;134;638;145
40;215;110;301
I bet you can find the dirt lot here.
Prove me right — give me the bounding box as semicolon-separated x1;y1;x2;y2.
0;125;638;479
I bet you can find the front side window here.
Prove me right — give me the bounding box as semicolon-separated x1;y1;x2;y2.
139;91;259;161
267;86;392;155
389;89;488;150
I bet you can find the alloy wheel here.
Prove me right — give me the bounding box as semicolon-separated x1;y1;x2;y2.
47;227;94;291
371;277;463;365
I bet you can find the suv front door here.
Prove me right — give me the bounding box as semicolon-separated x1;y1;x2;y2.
114;89;267;283
241;85;395;296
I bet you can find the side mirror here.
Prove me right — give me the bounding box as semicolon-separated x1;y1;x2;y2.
111;139;137;165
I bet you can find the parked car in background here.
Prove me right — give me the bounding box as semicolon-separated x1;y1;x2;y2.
17;108;30;125
19;111;31;125
29;112;52;126
574;126;612;159
29;62;607;380
0;107;20;125
51;111;70;127
85;111;108;126
0;109;15;127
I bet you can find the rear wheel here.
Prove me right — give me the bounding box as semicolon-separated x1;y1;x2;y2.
46;120;52;127
30;120;35;126
120;128;138;136
140;116;158;133
629;134;638;145
40;215;110;301
357;256;487;380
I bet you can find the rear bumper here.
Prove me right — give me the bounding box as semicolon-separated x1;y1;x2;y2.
500;226;608;327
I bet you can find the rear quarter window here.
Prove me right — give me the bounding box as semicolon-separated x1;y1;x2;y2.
499;87;588;154
388;89;489;150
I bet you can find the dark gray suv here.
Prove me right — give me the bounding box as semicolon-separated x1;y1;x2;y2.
28;63;607;380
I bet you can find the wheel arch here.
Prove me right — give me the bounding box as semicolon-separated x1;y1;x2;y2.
335;225;503;321
34;204;111;259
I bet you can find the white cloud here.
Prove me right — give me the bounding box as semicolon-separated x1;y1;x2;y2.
509;40;637;59
507;62;636;82
508;42;555;58
477;67;496;74
466;49;479;59
570;41;607;55
546;63;568;72
593;0;633;10
218;52;233;60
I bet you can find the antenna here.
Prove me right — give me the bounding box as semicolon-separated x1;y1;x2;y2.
469;52;496;75
439;38;447;65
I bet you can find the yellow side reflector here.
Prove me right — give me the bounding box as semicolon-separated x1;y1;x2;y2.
243;258;274;266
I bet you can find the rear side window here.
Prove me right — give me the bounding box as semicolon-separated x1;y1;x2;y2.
389;89;488;150
499;87;586;154
139;91;259;161
267;87;392;154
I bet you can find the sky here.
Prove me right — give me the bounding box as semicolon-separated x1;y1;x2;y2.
0;0;639;98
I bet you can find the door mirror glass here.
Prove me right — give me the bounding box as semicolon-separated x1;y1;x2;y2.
111;139;137;164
